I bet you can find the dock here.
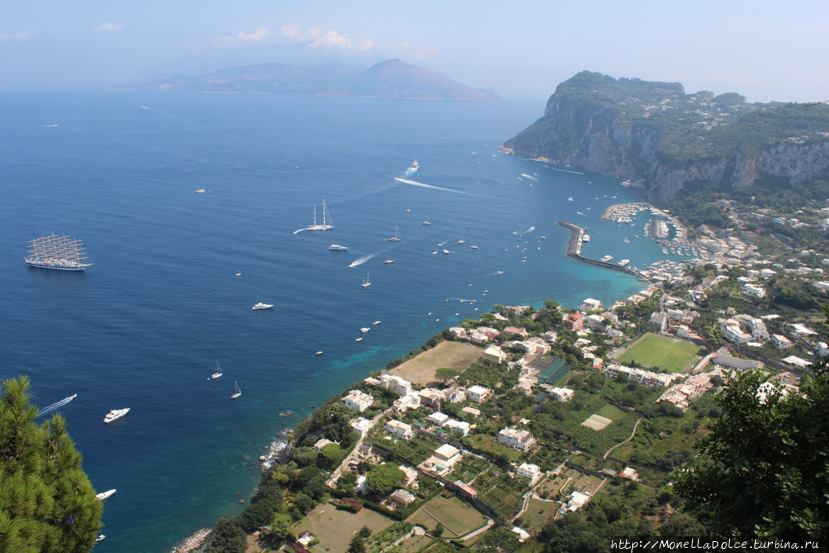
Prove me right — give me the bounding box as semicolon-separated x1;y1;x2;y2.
557;221;643;278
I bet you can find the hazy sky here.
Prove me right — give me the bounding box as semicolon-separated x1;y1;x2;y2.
2;0;828;102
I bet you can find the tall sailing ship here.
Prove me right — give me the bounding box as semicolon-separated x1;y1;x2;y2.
293;200;334;234
25;234;92;271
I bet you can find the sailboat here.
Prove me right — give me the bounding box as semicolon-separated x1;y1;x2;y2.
387;226;401;242
293;200;334;234
209;361;223;381
361;273;372;288
230;381;242;400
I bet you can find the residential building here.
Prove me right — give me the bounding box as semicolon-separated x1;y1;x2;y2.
581;298;603;311
549;387;574;402
427;412;450;426
380;374;413;396
385;420;414;440
504;326;529;339
772;334;793;350
483;345;508;364
389;489;416;508
419;388;445;409
341;389;374;412
444;419;470;437
742;283;766;299
516;463;542;484
467;385;493;404
604;364;678;388
498;427;536;451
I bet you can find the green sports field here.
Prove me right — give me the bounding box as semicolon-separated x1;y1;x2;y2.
618;333;701;373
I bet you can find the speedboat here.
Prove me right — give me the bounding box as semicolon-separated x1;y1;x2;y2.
235;272;242;277
432;251;438;255
442;249;450;255
252;302;273;310
315;351;324;357
95;489;116;501
96;535;106;543
457;239;465;245
360;327;371;334
103;409;130;424
470;245;479;251
373;320;382;326
329;244;348;251
355;337;363;342
384;259;395;265
422;220;431;225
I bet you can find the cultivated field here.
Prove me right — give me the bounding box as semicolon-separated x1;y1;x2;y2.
406;494;487;539
296;503;394;553
582;413;613;431
618;333;701;373
521;497;560;534
391;341;483;385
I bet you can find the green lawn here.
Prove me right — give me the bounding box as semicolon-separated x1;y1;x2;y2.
521;497;559;534
296;502;395;553
406;494;487;538
618;333;701;373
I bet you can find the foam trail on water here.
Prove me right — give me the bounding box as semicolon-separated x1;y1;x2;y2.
393;177;471;195
348;254;375;269
520;173;538;181
546;166;584;175
38;393;77;417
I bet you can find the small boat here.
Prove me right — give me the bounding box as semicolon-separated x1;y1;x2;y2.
315;351;324;357
95;489;116;501
103;409;130;424
457;239;465;245
252;302;273;311
355;337;363;342
495;270;504;275
96;535;106;543
431;250;438;255
195;188;206;194
234;272;242;277
230;381;242;400
470;245;479;251
568;196;574;202
361;273;372;288
582;234;591;242
279;410;293;417
442;249;450;255
372;320;382;326
422;220;431;225
384;259;395;265
623;237;631;244
209;360;223;380
329;244;348;251
360;327;371;334
387;227;401;242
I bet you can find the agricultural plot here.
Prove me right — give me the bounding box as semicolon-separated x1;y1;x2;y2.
296;503;395;553
618;333;701;373
391;341;483;385
521;497;560;534
582;413;613;431
474;468;527;521
406;494;487;539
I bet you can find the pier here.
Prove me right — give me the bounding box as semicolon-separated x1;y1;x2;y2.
557;221;643;278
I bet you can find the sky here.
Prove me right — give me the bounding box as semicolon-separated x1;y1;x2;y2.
1;0;828;102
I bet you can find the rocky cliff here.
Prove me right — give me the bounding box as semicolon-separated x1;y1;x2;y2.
504;71;829;202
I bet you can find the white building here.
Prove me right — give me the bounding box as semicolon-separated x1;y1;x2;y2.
581;298;603;312
483;345;508;364
772;334;793;350
380;374;413;396
566;491;591;512
498;427;536;451
341;389;374;412
549;387;574;402
604;364;678;388
427;411;450;426
742;283;766;299
516;463;542;484
722;319;751;344
467;385;493;404
444;418;471;437
385;419;414;440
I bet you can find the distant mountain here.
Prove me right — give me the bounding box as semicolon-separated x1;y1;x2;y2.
503;71;829;201
122;59;496;102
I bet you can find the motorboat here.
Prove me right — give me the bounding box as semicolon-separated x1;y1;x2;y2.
103;409;129;424
252;302;273;310
95;489;116;501
384;259;395;265
329;244;348;251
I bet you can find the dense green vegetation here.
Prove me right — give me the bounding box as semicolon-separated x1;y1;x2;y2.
0;377;102;553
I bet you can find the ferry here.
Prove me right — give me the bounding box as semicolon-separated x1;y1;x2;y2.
252;302;274;310
95;489;117;501
328;244;348;251
103;409;130;424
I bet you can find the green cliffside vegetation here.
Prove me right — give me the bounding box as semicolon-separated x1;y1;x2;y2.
504;71;829;202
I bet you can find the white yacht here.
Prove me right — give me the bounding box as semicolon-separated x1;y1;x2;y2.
361;273;372;288
360;327;371;334
95;489;116;501
294;200;334;234
252;302;274;311
315;351;324;357
387;227;401;242
470;245;480;251
384;259;395;265
103;409;130;424
209;360;223;380
329;244;348;251
442;249;450;255
230;381;242;400
422;220;432;225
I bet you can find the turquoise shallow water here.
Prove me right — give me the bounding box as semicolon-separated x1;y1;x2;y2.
0;92;666;552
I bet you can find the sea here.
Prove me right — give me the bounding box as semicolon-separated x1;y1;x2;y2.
0;91;674;552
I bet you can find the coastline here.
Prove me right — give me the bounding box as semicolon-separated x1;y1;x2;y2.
557;221;643;278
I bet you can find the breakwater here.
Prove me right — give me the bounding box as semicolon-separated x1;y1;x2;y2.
557;221;642;278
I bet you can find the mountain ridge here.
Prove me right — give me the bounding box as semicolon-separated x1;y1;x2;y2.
503;71;829;202
121;58;497;102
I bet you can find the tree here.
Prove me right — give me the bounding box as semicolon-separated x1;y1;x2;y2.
318;443;344;468
203;517;246;553
270;512;294;542
0;376;102;553
676;367;829;540
365;463;405;496
347;526;371;553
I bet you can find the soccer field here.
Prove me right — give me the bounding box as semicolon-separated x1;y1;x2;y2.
618;333;701;373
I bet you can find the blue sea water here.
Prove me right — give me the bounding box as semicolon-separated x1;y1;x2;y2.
0;92;670;552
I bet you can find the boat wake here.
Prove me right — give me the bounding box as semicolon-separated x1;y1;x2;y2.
292;228;307;235
512;225;536;235
520;173;538;181
393;177;470;195
348;254;375;269
38;393;77;417
547;166;584;175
